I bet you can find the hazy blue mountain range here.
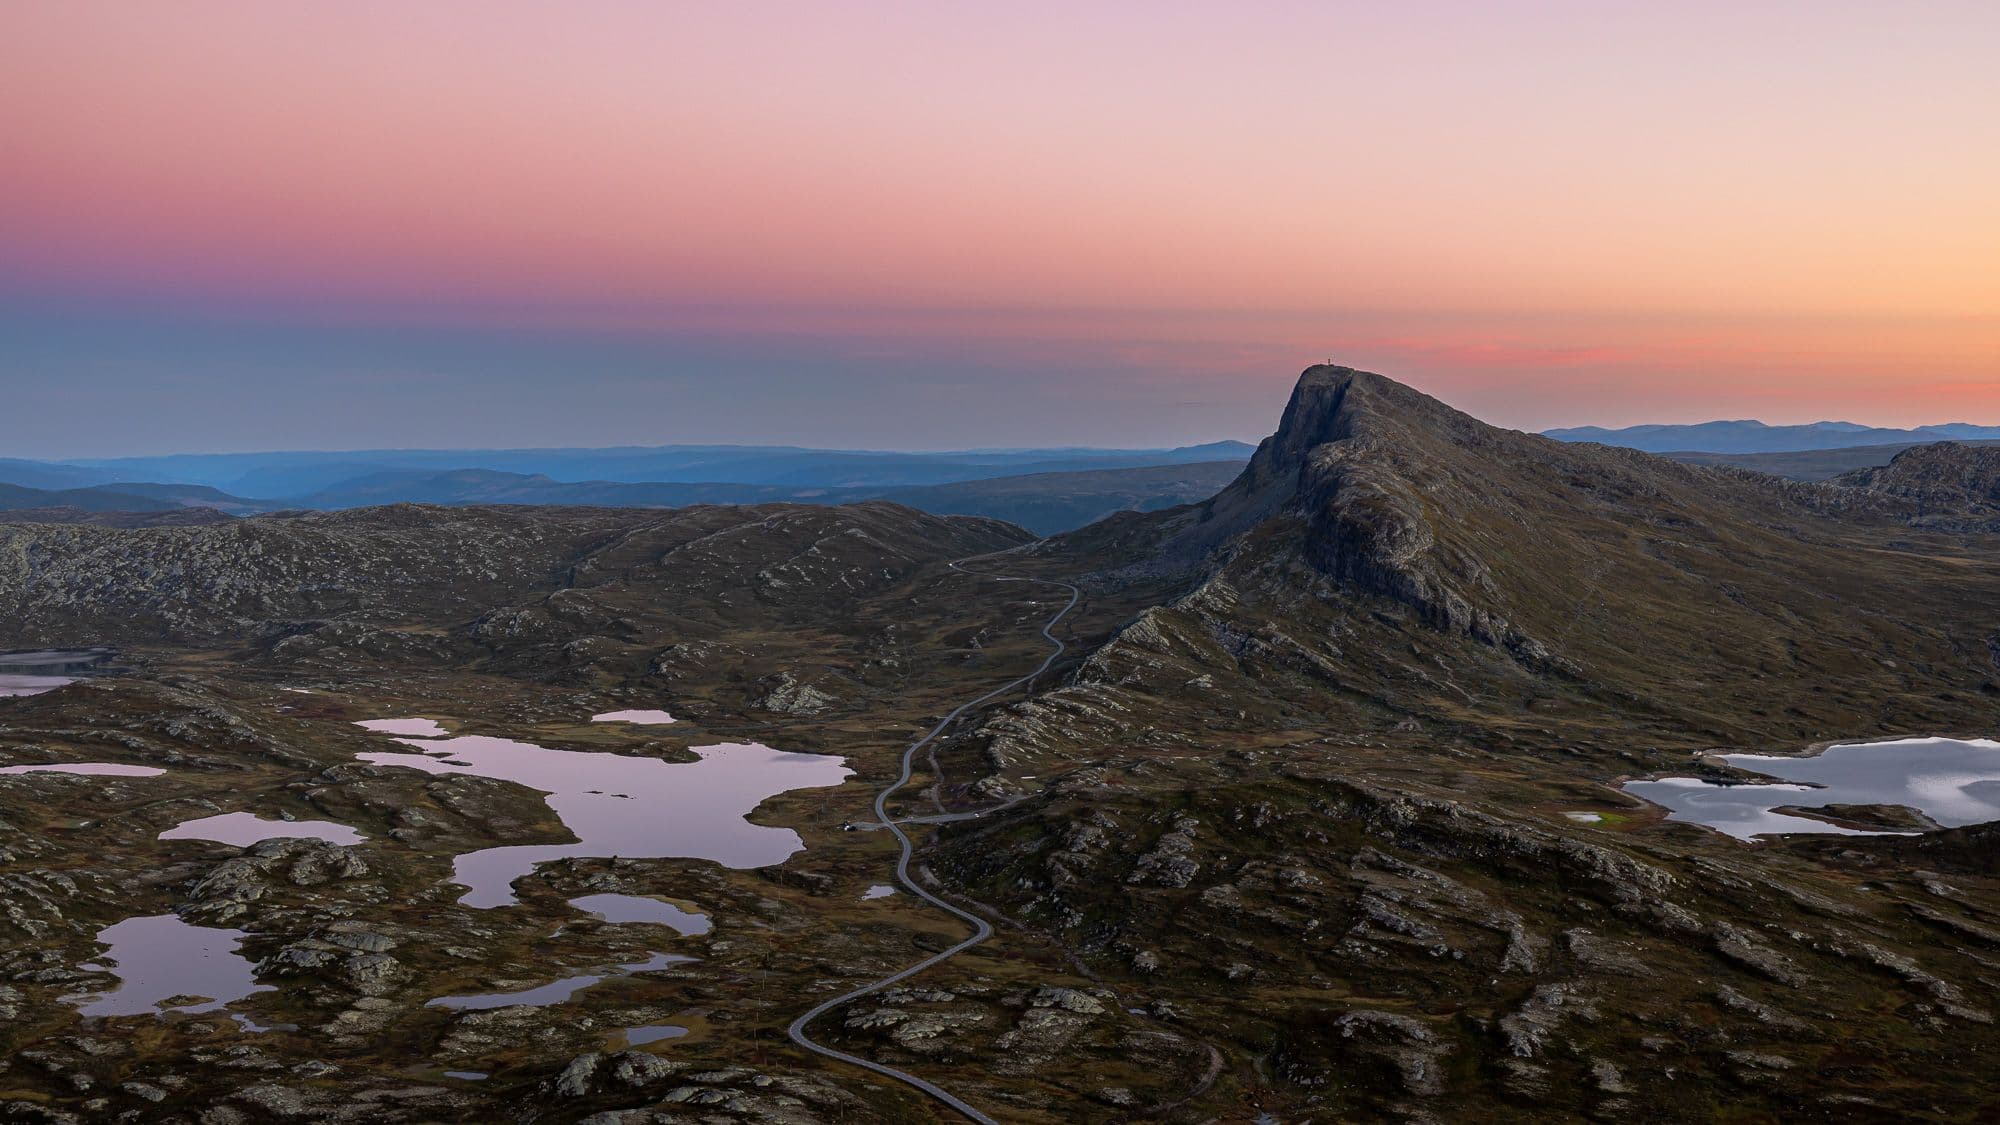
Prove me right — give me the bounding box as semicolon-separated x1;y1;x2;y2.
0;443;1257;535
1545;419;2000;453
0;458;129;491
0;481;293;516
46;441;1257;496
0;483;184;514
284;462;1247;535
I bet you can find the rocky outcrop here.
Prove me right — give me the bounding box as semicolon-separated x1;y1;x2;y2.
1126;816;1201;887
1830;441;2000;526
756;673;836;716
185;838;373;923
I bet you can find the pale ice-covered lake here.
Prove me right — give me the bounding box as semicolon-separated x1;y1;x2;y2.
0;674;78;697
0;762;165;778
592;709;676;725
0;649;112;697
1622;736;2000;840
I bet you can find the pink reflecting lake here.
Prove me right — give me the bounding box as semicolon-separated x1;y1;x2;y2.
69;914;274;1018
426;951;693;1011
569;893;710;935
355;730;850;908
355;717;449;738
161;811;364;847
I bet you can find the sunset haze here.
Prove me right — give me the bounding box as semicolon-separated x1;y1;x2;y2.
4;1;1996;454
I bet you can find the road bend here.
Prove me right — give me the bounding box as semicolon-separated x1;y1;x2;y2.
785;557;1080;1124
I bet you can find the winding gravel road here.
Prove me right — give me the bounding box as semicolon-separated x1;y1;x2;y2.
786;558;1081;1124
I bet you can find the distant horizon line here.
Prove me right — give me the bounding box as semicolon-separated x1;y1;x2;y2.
23;414;2000;464
10;438;1265;465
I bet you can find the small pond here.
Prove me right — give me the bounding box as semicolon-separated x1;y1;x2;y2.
69;914;274;1019
592;709;676;725
356;717;450;738
426;951;693;1011
619;1024;689;1046
161;812;365;847
569;893;710;935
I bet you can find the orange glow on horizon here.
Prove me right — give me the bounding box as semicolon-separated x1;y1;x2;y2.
3;0;1997;433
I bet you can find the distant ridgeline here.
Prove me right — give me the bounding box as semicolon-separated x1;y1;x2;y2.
1545;418;2000;454
0;441;1256;536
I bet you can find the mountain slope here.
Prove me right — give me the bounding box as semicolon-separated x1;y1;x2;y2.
909;365;2000;1120
1051;366;1988;743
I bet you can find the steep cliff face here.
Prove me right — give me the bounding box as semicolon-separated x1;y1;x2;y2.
1258;368;1549;659
1153;368;1527;653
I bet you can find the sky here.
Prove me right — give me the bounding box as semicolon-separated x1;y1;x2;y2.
3;1;1997;457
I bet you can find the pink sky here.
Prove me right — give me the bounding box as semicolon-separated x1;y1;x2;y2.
2;1;1997;449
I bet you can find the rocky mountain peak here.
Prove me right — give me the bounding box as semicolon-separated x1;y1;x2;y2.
1144;365;1566;664
1228;366;1483;504
1153;362;1926;674
1162;366;1481;556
